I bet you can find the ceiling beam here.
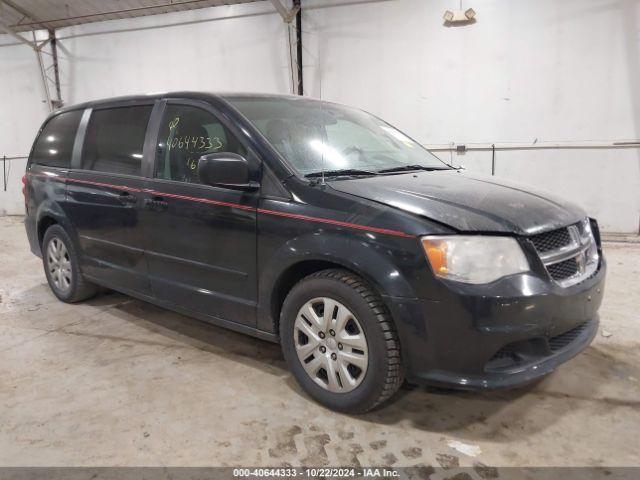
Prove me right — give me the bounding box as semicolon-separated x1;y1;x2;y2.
5;0;246;30
0;17;36;48
0;0;48;30
270;0;299;23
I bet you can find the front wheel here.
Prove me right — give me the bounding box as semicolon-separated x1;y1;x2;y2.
280;269;403;413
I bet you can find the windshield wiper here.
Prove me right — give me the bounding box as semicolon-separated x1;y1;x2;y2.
377;164;452;174
304;168;378;178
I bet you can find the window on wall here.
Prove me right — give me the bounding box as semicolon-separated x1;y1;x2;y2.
30;110;83;168
155;105;247;184
82;105;153;176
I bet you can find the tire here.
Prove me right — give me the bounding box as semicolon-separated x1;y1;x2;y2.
280;269;404;413
42;224;98;303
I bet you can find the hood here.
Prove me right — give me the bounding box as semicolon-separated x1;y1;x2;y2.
329;170;586;235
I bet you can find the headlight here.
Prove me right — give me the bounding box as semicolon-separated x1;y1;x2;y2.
421;235;529;284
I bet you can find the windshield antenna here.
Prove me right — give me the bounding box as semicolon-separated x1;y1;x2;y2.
318;52;326;186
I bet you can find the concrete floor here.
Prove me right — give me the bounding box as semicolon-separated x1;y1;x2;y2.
0;215;639;468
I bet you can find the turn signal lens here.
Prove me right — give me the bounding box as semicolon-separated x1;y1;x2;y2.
421;235;529;284
422;239;449;275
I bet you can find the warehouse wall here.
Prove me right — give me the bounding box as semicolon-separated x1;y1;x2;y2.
56;3;291;103
0;1;290;215
302;0;640;233
0;33;49;215
0;0;638;232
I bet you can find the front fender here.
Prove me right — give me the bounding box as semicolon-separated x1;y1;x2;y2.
257;232;422;333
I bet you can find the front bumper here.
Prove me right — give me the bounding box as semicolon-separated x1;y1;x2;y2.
385;258;606;390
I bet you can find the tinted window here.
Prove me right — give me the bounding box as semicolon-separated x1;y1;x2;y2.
82;105;152;175
30;110;83;168
155;105;246;184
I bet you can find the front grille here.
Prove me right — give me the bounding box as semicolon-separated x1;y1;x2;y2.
547;258;579;280
485;321;592;372
527;219;599;288
549;322;589;352
529;228;572;253
484;344;527;372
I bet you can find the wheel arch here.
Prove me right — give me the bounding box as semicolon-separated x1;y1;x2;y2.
269;260;363;332
258;233;417;336
35;201;77;254
37;215;58;248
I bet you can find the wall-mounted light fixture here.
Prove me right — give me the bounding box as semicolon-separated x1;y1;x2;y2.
443;4;476;26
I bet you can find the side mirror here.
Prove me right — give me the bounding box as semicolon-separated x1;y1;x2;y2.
197;153;258;190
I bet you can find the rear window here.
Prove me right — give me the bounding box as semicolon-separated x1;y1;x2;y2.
30;110;83;168
82;105;152;176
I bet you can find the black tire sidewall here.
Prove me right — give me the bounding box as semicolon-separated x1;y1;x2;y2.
280;274;392;413
42;225;84;303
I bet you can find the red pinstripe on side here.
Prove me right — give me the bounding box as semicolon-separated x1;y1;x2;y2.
28;172;414;238
142;189;255;212
257;208;415;238
66;177;142;193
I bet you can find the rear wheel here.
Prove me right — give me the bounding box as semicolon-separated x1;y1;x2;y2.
42;225;98;303
280;269;403;413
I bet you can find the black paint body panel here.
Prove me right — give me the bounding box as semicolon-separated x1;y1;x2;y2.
329;170;587;235
66;170;151;294
23;92;606;389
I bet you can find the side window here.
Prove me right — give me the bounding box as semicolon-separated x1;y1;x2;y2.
156;105;247;184
30;110;83;168
82;105;153;176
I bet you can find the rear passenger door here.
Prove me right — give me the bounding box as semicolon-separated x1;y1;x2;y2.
66;102;154;295
141;100;259;326
27;108;83;222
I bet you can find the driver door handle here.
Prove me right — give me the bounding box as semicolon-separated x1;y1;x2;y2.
118;191;137;205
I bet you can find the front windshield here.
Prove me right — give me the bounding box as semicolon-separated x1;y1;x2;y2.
226;96;448;176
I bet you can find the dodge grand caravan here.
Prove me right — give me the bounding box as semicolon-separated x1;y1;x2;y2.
23;92;606;413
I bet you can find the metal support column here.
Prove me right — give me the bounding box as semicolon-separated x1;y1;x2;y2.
271;0;302;95
49;30;62;105
294;0;302;95
33;31;54;111
0;1;62;111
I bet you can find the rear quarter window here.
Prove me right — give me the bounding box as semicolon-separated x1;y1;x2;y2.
82;105;153;176
30;110;83;168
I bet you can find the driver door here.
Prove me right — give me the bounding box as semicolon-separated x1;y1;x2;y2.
141;100;259;327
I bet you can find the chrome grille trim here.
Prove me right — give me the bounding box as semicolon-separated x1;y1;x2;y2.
528;219;599;288
538;225;586;265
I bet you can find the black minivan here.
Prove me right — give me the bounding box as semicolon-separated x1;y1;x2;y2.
23;92;605;412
